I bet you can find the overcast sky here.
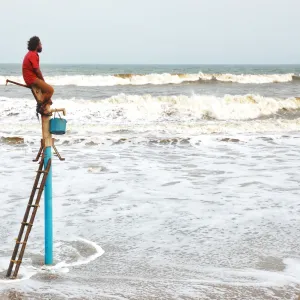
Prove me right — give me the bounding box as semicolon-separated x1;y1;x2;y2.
0;0;299;64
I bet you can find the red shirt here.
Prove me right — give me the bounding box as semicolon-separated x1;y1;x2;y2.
22;51;39;86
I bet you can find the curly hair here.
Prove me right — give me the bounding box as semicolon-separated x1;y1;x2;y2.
27;36;40;51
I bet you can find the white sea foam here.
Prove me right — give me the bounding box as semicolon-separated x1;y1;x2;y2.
283;258;300;279
162;266;300;287
0;72;295;86
190;258;300;287
0;238;104;287
1;93;300;122
210;73;294;84
49;237;104;271
1;94;300;138
0;257;37;285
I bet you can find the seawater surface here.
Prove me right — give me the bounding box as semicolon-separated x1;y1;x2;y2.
0;64;300;299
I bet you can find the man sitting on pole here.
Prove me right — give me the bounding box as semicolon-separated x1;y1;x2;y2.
22;36;53;116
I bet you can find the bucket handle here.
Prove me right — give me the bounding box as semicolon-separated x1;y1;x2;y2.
53;109;63;119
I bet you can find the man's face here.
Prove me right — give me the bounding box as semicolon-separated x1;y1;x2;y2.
37;41;42;53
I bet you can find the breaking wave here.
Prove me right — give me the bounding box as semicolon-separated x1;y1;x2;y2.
0;73;296;86
1;94;300;122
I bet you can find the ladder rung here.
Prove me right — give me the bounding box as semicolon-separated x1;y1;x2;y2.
21;222;33;226
28;204;40;208
15;240;27;245
36;170;48;174
11;260;22;264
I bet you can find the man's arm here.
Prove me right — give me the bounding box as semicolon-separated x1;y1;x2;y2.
33;68;45;81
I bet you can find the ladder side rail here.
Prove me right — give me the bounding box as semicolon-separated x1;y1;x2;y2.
6;160;44;277
12;159;51;278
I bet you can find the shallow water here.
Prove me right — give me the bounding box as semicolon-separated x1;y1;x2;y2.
0;135;300;299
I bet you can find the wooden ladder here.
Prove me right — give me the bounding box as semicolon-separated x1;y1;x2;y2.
6;157;51;279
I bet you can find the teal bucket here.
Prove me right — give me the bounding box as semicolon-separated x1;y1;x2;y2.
50;117;67;135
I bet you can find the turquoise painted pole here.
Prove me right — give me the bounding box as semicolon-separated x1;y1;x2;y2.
41;104;66;265
43;146;53;265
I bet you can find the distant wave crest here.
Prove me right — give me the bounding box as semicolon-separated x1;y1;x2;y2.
0;72;296;86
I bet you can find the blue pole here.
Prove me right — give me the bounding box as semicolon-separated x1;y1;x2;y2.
43;146;53;265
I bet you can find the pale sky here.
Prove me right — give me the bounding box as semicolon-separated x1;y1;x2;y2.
0;0;299;64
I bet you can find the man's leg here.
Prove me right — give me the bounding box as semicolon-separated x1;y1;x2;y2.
31;78;54;116
31;78;54;104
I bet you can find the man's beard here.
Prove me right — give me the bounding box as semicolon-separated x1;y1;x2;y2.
37;48;42;53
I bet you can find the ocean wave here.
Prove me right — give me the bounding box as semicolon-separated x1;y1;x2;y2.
292;75;300;81
0;72;296;86
209;73;294;84
1;94;300;124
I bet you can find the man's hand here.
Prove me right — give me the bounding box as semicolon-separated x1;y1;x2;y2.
33;68;45;81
